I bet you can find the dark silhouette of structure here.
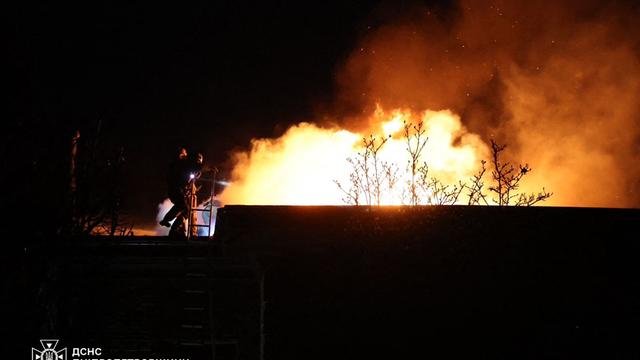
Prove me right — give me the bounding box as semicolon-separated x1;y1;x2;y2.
12;206;640;359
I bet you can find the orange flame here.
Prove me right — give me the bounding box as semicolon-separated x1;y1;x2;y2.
220;106;490;205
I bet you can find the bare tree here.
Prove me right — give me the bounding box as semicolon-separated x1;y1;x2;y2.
488;139;552;206
335;124;553;207
363;135;390;205
404;121;428;205
335;135;394;205
515;188;553;206
467;160;490;205
383;160;400;201
334;157;362;205
416;163;465;205
64;120;134;236
429;179;466;205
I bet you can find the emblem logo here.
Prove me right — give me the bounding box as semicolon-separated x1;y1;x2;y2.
32;340;67;360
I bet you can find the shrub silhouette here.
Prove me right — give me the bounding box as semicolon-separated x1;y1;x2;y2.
336;125;552;206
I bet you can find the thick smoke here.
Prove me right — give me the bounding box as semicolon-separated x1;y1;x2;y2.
336;0;640;207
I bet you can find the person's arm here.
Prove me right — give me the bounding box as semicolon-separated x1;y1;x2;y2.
201;164;218;173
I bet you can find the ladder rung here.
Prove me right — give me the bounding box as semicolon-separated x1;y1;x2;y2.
187;220;210;225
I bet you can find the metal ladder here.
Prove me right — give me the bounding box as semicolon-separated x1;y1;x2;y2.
178;252;214;358
187;169;218;239
179;250;263;360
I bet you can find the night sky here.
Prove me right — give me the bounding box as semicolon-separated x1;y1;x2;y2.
10;0;640;234
11;1;456;230
8;4;640;358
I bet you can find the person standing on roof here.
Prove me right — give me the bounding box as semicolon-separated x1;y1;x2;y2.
159;146;190;228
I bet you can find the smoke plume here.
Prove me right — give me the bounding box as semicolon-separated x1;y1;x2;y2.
222;0;640;208
335;0;640;207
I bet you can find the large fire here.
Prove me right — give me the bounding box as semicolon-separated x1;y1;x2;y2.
220;106;492;205
219;0;640;208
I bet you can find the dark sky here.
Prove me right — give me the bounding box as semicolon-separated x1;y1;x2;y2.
11;1;456;229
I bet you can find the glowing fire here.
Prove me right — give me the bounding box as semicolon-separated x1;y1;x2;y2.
215;0;640;209
220;106;489;205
